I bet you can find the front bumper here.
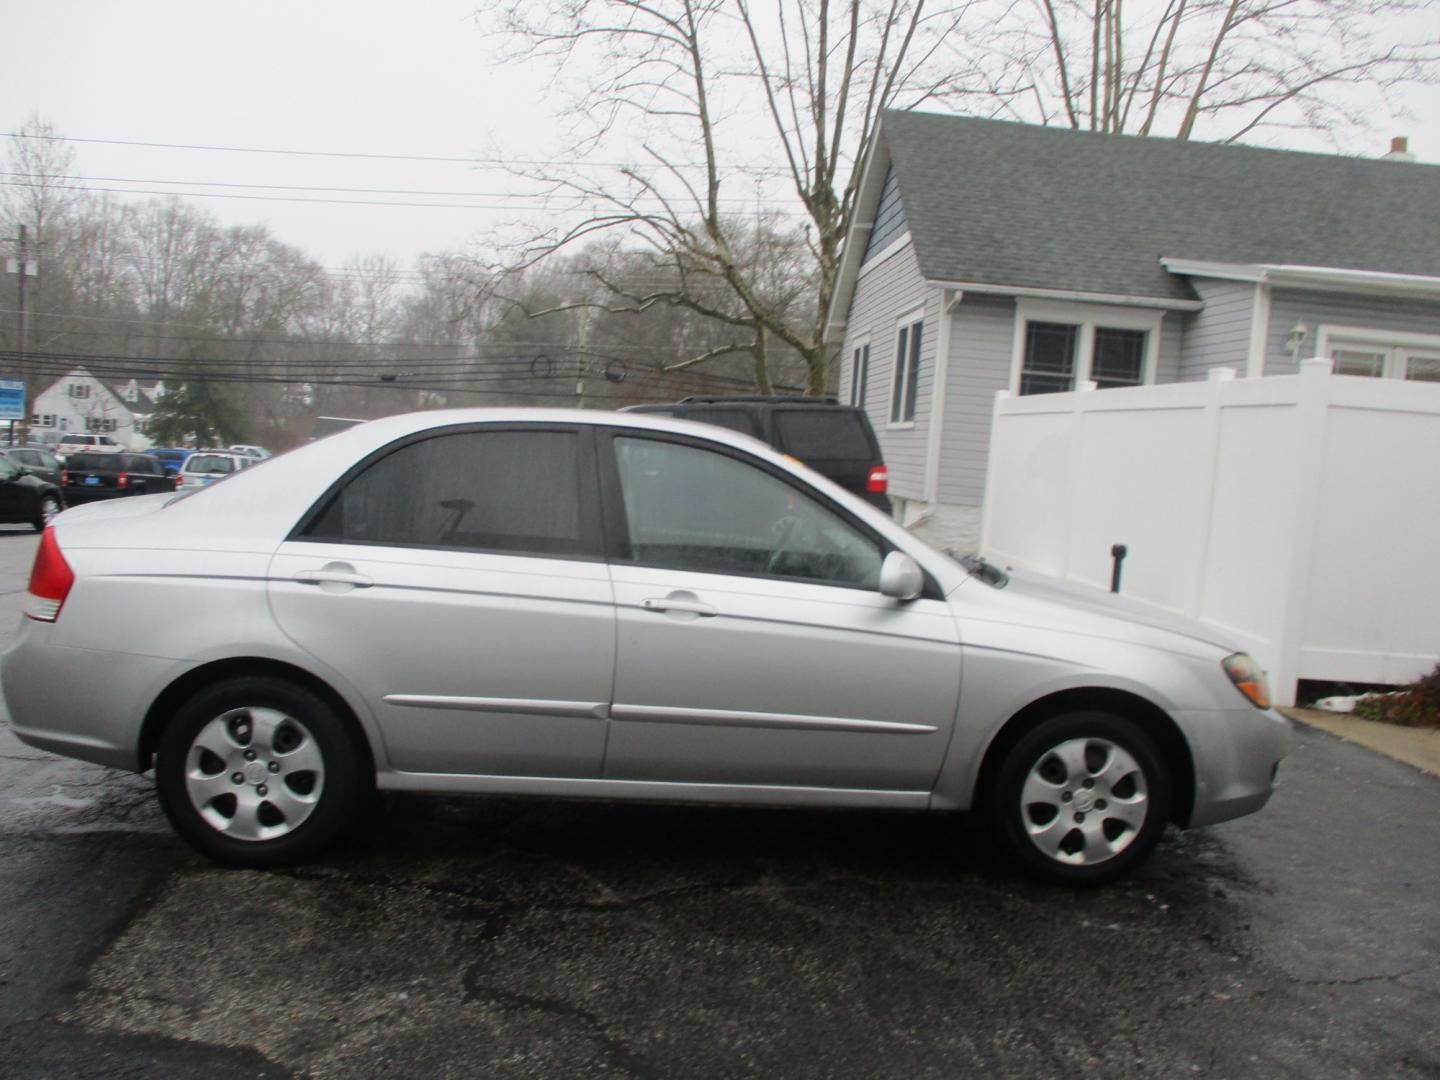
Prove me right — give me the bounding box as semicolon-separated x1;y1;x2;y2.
1175;705;1293;828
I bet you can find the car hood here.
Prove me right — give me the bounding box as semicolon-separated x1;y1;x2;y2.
954;564;1239;660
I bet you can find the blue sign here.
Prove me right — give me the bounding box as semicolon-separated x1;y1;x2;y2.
0;379;23;422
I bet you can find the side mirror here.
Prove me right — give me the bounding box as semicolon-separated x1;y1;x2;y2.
878;551;924;601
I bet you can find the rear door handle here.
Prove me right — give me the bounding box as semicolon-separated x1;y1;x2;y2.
641;595;717;618
294;564;374;590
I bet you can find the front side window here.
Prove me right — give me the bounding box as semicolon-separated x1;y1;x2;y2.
890;318;923;423
304;428;594;558
613;436;882;589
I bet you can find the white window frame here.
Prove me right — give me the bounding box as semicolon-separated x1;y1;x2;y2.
848;334;871;408
888;306;926;428
68;383;92;399
1316;324;1440;381
1009;300;1163;395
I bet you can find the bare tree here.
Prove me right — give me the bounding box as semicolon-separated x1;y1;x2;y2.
946;0;1439;143
479;0;967;395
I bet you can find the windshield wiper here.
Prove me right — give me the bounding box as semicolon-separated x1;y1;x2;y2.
950;551;1009;588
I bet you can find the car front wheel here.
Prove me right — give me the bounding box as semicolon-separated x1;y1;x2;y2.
992;711;1171;884
155;676;368;866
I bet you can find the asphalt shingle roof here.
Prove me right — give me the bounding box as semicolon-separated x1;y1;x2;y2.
881;111;1440;302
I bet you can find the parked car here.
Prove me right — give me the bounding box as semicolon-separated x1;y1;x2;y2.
176;450;252;489
0;446;64;487
55;433;124;461
1;409;1290;881
60;452;175;504
229;444;272;460
145;447;194;477
0;453;63;531
623;395;893;512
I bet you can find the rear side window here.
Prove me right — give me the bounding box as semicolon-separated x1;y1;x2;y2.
677;408;761;438
302;429;596;558
773;410;876;461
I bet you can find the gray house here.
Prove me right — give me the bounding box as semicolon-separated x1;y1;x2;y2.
827;111;1440;542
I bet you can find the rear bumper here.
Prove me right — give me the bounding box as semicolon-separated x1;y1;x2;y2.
1175;705;1293;828
1;621;169;772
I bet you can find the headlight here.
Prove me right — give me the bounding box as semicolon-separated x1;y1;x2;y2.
1223;653;1271;709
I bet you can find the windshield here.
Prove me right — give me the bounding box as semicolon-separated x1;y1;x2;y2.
185;455;235;475
65;452;117;470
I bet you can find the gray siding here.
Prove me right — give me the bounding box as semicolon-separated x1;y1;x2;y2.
936;296;1015;506
1156;311;1185;382
1179;278;1256;380
862;167;908;264
1265;288;1440;375
838;240;933;499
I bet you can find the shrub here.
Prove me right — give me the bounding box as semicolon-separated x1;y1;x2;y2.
1352;663;1440;729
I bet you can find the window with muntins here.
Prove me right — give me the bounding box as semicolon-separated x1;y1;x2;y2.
1018;313;1154;396
1020;322;1079;394
890;318;922;423
850;342;869;407
613;436;882;589
68;384;91;399
305;429;593;557
1326;334;1440;382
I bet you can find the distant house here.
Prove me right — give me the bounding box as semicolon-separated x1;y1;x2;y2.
827;112;1440;543
30;368;167;450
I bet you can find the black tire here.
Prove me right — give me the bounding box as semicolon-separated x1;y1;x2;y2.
992;711;1171;885
33;493;61;532
155;676;370;867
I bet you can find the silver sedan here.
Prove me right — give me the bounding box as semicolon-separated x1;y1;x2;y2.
0;409;1290;883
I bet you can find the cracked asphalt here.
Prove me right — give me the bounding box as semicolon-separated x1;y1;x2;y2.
1;528;1437;1078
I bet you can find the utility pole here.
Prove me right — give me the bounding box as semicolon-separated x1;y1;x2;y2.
5;225;38;443
575;303;591;410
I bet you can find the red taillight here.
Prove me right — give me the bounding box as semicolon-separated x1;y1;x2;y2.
866;465;889;494
25;526;74;623
117;472;128;489
60;469;69;485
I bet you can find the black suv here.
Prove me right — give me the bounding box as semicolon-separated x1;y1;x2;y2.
623;395;891;513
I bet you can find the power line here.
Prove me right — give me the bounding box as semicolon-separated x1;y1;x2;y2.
0;171;784;208
1;131;792;175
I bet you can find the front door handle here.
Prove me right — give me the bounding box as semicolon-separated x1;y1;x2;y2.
294;563;374;591
640;593;717;618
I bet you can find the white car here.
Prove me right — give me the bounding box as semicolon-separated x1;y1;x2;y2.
1;409;1290;881
229;444;272;460
54;433;124;461
176;450;253;489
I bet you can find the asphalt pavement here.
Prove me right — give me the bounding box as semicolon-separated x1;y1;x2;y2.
1;526;1436;1078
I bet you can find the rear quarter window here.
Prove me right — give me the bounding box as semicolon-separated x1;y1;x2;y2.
65;453;114;470
773;410;876;461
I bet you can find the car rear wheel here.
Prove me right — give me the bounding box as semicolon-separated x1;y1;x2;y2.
155;676;368;866
992;711;1171;885
33;493;61;531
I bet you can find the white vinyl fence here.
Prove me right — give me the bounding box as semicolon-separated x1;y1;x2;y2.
979;359;1440;705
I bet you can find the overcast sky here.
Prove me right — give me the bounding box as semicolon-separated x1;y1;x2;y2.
4;0;1438;271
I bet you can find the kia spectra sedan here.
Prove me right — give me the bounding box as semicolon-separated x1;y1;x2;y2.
1;409;1290;883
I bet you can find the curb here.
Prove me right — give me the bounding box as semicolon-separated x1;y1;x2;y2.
1283;707;1440;777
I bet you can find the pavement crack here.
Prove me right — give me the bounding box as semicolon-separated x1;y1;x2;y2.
1290;969;1418;988
462;983;654;1079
